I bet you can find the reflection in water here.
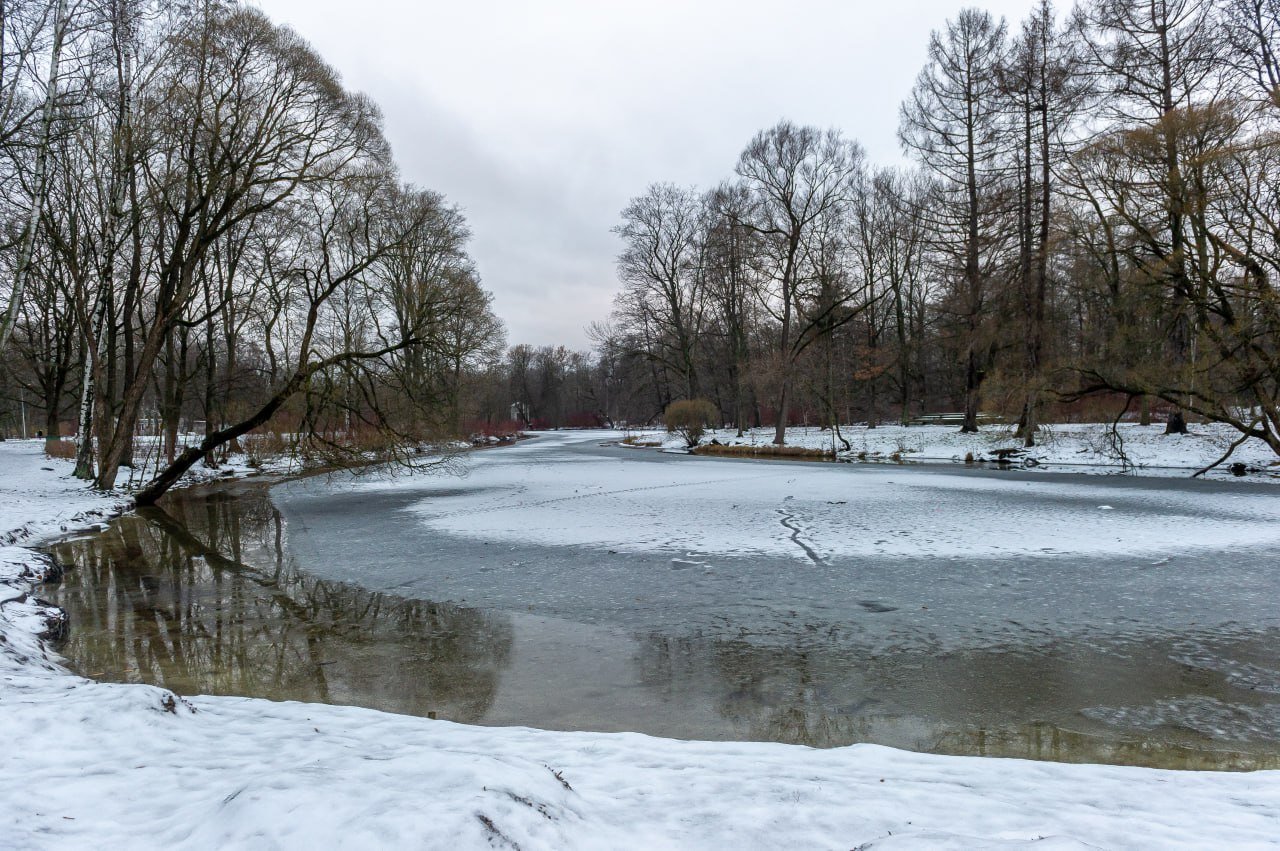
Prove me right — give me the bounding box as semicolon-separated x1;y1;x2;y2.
47;484;1280;771
633;633;1280;768
49;489;512;721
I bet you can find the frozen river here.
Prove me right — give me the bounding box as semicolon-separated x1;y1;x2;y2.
51;430;1280;768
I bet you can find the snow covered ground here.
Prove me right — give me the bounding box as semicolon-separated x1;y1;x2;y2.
643;421;1280;478
0;441;128;548
4;436;1280;848
6;686;1280;850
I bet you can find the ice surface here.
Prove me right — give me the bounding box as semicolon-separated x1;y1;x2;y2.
270;431;1280;657
366;431;1280;561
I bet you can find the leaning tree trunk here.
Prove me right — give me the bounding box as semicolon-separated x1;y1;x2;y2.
132;340;410;505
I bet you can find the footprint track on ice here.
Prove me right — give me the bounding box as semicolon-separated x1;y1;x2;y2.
776;509;826;565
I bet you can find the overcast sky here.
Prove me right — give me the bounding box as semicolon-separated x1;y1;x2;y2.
253;0;1038;349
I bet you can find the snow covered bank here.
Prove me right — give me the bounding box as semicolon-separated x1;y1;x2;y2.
4;436;1280;849
5;686;1280;849
647;421;1280;478
0;439;127;548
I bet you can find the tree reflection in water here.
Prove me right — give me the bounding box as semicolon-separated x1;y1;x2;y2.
632;632;1280;770
49;488;513;722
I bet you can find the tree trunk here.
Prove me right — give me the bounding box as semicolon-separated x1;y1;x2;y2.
772;382;789;445
162;333;180;464
43;405;60;453
1021;397;1038;448
961;348;980;433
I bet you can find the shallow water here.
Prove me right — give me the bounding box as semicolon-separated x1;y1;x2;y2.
46;474;1280;771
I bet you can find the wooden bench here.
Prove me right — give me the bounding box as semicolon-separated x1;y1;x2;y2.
907;412;1003;426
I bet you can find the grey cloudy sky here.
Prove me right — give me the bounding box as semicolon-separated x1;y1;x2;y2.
253;0;1037;349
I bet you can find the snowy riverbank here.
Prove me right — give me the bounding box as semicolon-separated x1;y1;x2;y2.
3;437;1280;849
642;421;1280;479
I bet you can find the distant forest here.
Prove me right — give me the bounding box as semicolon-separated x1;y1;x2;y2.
2;0;1279;502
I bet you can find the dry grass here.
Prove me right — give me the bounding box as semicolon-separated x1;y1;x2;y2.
692;442;834;459
622;435;662;447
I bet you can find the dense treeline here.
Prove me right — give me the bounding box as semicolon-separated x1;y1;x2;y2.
0;0;505;501
593;0;1280;456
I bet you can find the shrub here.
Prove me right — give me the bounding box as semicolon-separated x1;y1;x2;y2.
665;399;719;447
243;431;289;468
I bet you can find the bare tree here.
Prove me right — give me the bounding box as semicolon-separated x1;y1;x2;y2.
735;120;865;444
1073;0;1222;433
1000;0;1085;445
93;5;389;490
612;183;707;402
900;8;1011;432
702;182;758;434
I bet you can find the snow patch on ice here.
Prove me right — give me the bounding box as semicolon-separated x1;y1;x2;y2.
395;433;1280;561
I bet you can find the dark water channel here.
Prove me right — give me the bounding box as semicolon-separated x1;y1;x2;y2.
46;481;1280;771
